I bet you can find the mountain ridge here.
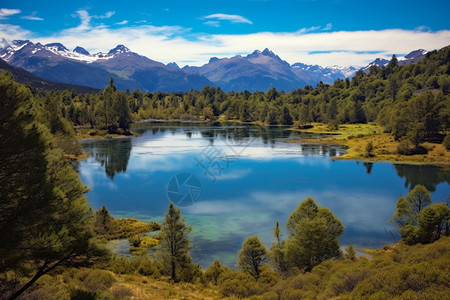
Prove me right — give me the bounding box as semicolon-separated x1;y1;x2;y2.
0;39;430;92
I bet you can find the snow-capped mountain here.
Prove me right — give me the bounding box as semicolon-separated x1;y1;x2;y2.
0;39;430;92
0;40;211;92
399;49;427;65
291;63;358;85
362;49;427;72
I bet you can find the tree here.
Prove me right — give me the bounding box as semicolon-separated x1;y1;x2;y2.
0;73;105;299
393;185;432;226
95;205;114;233
270;221;289;275
158;202;193;281
416;203;449;243
115;92;132;130
205;260;229;285
365;141;374;157
391;185;448;245
387;54;398;71
344;245;356;261
237;235;267;279
281;106;293;125
327;98;338;121
284;197;344;272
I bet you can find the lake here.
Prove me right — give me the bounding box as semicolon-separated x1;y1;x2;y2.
79;121;450;268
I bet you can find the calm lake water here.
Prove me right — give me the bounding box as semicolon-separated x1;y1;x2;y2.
79;121;450;268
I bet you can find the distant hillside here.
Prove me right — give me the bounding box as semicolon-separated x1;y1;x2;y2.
0;58;98;94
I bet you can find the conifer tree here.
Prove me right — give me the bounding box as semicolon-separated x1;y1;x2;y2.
237;235;267;279
158;202;193;281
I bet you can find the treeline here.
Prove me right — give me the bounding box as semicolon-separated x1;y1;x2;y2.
43;45;450;153
0;72;107;299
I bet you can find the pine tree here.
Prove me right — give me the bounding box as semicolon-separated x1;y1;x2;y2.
0;73;105;299
270;221;289;275
95;205;114;233
158;202;193;281
285;197;344;272
237;235;267;279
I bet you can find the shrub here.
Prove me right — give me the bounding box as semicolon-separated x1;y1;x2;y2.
81;269;115;292
205;260;229;285
443;134;450;150
365;141;374;157
219;271;263;298
137;258;161;278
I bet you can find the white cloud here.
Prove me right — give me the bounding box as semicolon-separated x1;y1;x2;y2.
21;12;44;21
323;23;332;31
1;9;449;68
204;13;253;25
0;23;30;41
204;20;220;27
0;8;21;19
98;11;115;19
115;20;128;25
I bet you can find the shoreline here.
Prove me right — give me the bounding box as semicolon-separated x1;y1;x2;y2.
74;121;449;167
289;123;450;167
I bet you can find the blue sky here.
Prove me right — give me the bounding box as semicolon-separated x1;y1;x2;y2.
1;0;449;66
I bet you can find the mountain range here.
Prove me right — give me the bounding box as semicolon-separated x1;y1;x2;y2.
0;39;427;92
0;57;98;94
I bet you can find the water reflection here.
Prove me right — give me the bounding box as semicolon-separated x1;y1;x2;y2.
364;162;373;174
79;121;450;268
82;138;132;179
394;164;450;191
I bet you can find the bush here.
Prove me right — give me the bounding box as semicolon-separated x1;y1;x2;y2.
219;271;263;298
443;135;450;150
365;141;374;157
205;260;229;285
81;269;116;292
137;258;161;278
327;120;339;131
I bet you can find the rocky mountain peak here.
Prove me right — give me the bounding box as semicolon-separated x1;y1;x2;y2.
73;46;90;55
45;43;69;52
108;45;130;55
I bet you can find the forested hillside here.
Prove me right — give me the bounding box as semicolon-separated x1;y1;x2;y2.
40;45;449;154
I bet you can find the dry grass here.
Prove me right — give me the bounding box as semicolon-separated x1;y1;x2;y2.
109;275;220;299
75;128;137;140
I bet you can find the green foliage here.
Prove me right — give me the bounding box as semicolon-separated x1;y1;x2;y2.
218;270;264;298
205;260;229;286
392;185;449;245
344;245;357;261
158;202;193;281
95;205;114;233
237;235;267;279
0;73;107;298
443;134;450;150
136;258;162;278
283;197;344;272
365;141;374;157
392;185;432;227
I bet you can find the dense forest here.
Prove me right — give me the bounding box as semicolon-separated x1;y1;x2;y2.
0;45;449;299
30;45;450;155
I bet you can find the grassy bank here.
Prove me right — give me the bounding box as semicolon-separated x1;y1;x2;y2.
290;123;450;166
75;128;138;140
18;237;450;299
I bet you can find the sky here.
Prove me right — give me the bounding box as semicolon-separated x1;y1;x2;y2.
1;0;450;67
